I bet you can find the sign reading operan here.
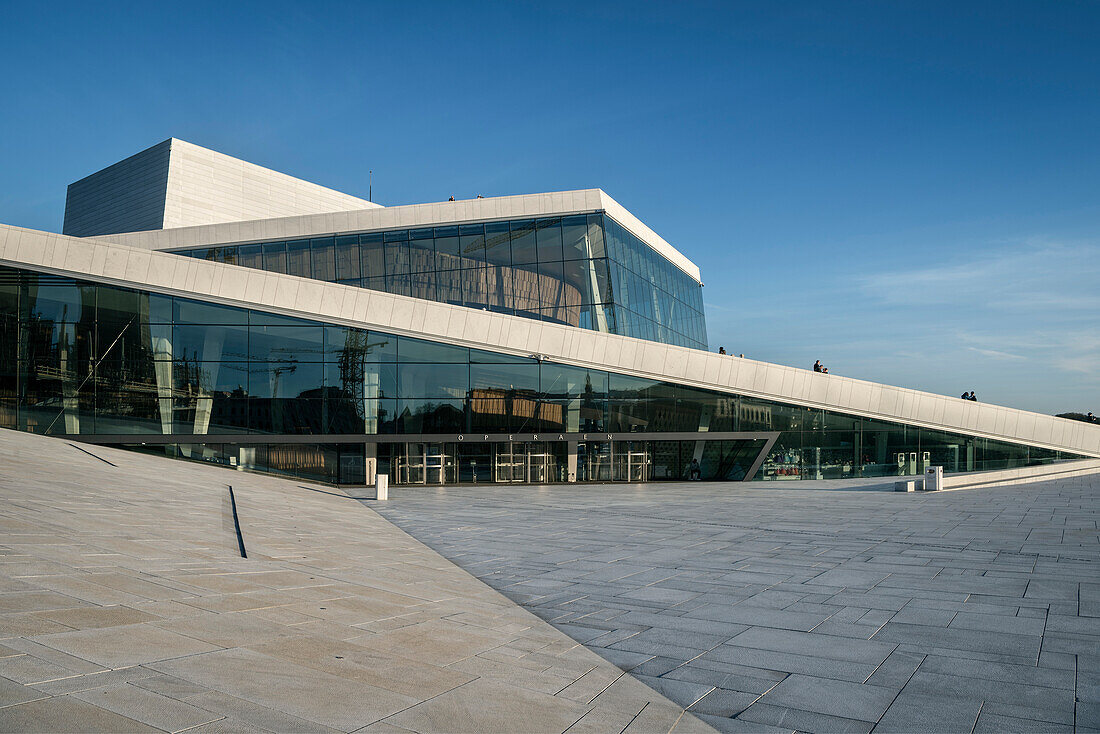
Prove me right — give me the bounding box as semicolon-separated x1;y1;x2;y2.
456;434;616;442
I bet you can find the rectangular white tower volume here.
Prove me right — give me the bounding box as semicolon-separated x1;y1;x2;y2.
63;138;380;237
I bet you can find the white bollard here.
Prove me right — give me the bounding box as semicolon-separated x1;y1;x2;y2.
375;473;389;501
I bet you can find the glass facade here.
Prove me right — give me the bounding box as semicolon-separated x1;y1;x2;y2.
170;213;709;350
0;265;1082;485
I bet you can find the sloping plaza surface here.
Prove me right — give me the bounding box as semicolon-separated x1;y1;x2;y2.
374;475;1100;733
0;429;708;733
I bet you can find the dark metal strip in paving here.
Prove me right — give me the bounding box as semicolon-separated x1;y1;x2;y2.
228;485;247;558
68;442;117;467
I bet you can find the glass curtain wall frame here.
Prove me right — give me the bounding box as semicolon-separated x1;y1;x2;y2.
167;212;707;350
0;264;1083;483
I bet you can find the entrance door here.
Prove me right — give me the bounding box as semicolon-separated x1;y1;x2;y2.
578;442;612;481
399;443;427;484
494;443;525;483
424;443;453;484
626;450;649;482
613;442;649;482
526;443;555;483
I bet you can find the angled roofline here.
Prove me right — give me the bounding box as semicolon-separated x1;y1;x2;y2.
85;189;705;284
2;222;1097;458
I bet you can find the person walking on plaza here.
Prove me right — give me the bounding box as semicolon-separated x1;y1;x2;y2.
688;458;701;481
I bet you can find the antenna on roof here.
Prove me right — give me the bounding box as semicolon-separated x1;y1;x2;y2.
369;170;373;202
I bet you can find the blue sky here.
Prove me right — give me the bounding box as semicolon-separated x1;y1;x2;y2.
1;1;1097;414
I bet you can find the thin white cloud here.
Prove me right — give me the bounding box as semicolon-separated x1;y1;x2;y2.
966;347;1026;360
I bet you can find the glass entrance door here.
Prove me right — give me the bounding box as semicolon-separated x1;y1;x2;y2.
494;443;525;483
398;443;427;484
578;442;612;481
613;441;649;482
526;442;555;483
424;443;454;484
626;451;648;482
395;443;454;484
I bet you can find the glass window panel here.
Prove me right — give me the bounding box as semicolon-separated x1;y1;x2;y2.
383;229;408;242
591;258;612;303
309;237;335;281
323;361;397;399
536;261;567;308
407;235;436;273
435;268;463;305
173;360;250;396
248;362;324;399
433;226;460;267
384;240;410;276
397;364;469;398
485;266;513;312
470;363;539;394
397;337;468;363
409;270;437;301
249;326;324;363
286;240;311;278
540;364;609;398
174;299;246;325
388;272;413;298
396;399;466;433
561;260;590;306
511;265;540;314
460;224;486;265
462;267;489;309
536;218;563;262
238;244;263;270
484;222;511;266
362;275;387;293
173;396;250;434
334;236;360;280
215;247;238;266
172;324;249;361
262;242;287;274
509;220;537;264
562;215;590;260
586;214;607;259
360;233;384;277
24;283;94;325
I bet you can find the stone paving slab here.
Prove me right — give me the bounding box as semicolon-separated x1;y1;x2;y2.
374;473;1100;733
0;429;707;733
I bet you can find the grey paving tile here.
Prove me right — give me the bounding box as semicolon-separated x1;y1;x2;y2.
735;701;873;733
700;645;880;683
901;670;1075;711
873;691;982;733
725;626;895;665
755;674;896;722
973;711;1072;733
871;621;1042;659
632;674;714;708
687;688;759;717
693;713;793;733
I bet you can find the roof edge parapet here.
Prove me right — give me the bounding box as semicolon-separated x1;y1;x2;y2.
87;188;704;284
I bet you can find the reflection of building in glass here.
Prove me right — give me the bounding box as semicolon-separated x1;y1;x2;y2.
2;138;1096;486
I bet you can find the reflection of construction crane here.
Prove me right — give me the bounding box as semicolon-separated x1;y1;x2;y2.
44;310;136;434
